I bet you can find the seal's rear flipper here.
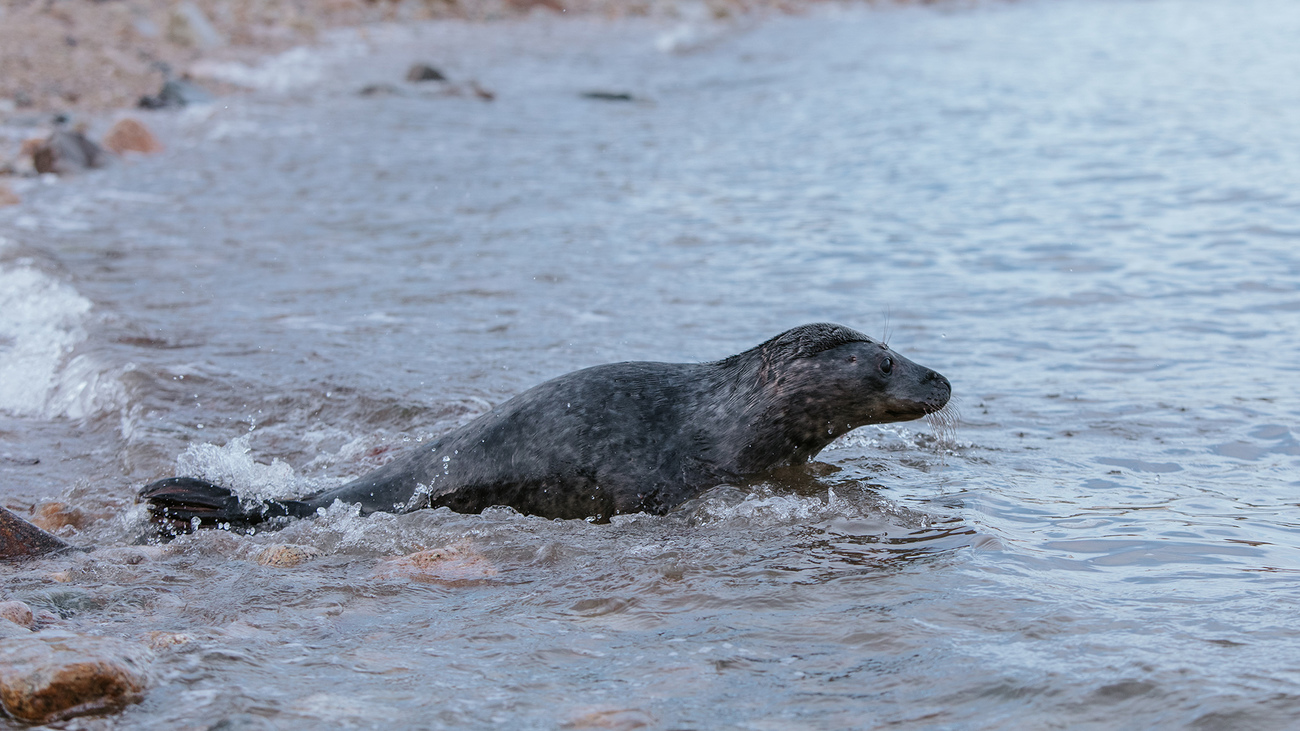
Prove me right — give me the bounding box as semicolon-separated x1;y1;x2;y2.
140;477;312;536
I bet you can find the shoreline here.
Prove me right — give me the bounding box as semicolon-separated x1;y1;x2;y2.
0;0;877;203
0;0;856;116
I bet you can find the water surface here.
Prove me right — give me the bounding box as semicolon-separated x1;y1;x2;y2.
3;0;1300;728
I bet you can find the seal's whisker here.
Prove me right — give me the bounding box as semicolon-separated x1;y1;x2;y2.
925;398;962;455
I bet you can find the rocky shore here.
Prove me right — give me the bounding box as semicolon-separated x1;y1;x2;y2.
0;0;827;114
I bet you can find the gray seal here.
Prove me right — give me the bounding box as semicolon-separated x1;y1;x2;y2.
141;323;951;531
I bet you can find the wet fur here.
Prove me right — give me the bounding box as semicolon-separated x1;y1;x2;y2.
141;323;950;530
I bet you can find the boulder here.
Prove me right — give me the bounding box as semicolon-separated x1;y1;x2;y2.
31;128;108;175
102;119;163;155
0;506;69;560
0;631;150;723
406;63;447;82
0;601;33;629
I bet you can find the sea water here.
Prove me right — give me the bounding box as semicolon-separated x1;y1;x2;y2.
2;0;1299;727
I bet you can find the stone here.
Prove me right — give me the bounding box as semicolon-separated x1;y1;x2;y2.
144;631;192;650
0;506;70;560
31;128;108;175
30;502;89;532
0;181;18;207
581;91;636;102
0;620;32;639
102;118;163;155
0;601;33;629
0;631;150;723
255;543;322;568
358;83;402;98
406;63;447;82
374;544;497;583
138;78;213;110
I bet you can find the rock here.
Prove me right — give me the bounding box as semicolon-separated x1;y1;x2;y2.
138;78;213;110
30;502;89;532
0;620;32;639
0;506;70;560
358;83;402;98
581;91;636;102
0;181;18;207
563;707;655;730
469;81;496;102
144;631;192;650
102;118;163;155
406;63;447;82
374;544;497;584
0;601;34;629
0;631;150;723
31;128;108;175
255;543;321;568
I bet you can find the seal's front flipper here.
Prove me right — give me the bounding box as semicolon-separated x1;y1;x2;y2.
140;477;312;536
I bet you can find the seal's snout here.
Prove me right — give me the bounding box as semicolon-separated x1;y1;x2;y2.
923;369;952;412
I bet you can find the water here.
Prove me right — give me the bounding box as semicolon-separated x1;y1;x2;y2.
3;0;1300;727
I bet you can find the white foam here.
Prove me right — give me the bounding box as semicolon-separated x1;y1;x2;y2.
175;435;304;505
190;33;365;93
0;264;92;416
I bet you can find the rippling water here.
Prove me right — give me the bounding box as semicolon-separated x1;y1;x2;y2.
3;0;1300;727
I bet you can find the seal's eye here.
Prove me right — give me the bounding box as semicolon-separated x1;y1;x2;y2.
848;355;858;364
880;357;893;375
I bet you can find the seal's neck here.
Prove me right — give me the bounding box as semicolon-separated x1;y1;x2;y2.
704;350;851;475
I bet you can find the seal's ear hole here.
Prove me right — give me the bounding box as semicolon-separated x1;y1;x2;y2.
880;357;893;375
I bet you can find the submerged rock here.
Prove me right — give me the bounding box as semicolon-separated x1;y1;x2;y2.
31;128;108;175
0;631;150;723
0;506;70;560
358;83;402;98
406;63;447;82
255;543;322;568
374;545;497;584
102;118;163;155
138;78;213;110
580;91;636;102
0;620;32;639
30;502;89;532
0;601;34;629
0;181;18;207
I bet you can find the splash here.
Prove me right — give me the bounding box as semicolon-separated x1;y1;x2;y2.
174;435;303;505
0;263;93;417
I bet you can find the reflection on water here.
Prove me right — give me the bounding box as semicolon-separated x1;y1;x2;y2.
3;0;1300;727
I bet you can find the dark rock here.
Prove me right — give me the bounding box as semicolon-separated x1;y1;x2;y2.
581;91;636;102
138;78;213;110
0;631;150;723
0;506;70;560
406;63;447;82
358;83;402;97
31;128;108;175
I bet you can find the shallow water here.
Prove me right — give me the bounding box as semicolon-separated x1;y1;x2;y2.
3;0;1300;727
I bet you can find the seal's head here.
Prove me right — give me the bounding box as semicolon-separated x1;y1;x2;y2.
753;323;951;427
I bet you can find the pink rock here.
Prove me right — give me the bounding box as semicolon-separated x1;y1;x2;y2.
0;631;150;723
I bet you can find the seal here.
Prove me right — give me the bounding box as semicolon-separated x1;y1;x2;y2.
141;323;950;531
